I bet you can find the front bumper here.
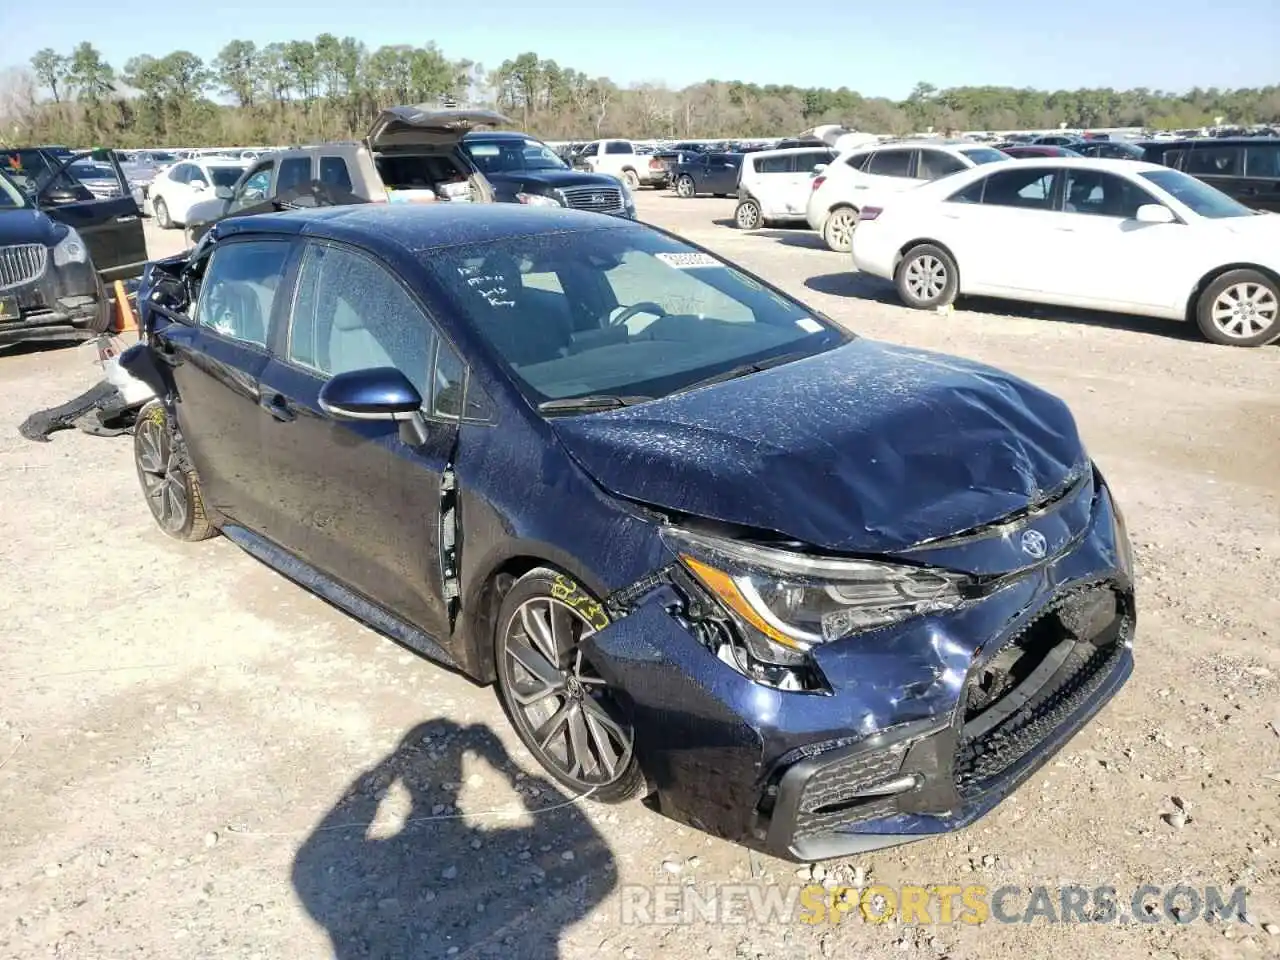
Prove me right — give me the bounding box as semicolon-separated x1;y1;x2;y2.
0;258;107;346
586;476;1134;860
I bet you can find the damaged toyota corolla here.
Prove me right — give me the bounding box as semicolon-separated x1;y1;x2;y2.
124;203;1134;861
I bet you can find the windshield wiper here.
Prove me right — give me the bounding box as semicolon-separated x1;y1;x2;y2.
537;394;653;414
671;350;812;396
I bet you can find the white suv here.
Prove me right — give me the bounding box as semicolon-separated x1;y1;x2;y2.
734;147;836;229
806;140;1008;251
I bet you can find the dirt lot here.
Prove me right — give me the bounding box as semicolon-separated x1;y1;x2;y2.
2;191;1278;960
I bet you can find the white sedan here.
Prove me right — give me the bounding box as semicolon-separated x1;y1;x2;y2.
147;158;247;229
850;157;1280;346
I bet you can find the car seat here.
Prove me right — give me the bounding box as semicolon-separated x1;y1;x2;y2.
467;252;573;367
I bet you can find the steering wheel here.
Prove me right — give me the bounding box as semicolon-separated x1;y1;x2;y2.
608;301;668;327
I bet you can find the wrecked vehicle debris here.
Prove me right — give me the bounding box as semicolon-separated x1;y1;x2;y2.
127;202;1135;859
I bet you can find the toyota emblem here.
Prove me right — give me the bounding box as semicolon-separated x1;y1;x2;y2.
1020;529;1048;559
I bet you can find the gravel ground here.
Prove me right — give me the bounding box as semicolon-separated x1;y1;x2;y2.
1;191;1278;960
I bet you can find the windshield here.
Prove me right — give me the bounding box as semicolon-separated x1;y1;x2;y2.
960;147;1008;165
423;228;848;404
464;139;568;173
208;166;245;188
0;169;29;209
1141;169;1254;219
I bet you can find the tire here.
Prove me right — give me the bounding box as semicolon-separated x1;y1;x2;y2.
895;243;960;310
735;198;762;230
621;169;640;190
1193;269;1280;347
133;400;216;542
822;205;858;253
493;567;644;804
153;196;172;229
676;175;696;198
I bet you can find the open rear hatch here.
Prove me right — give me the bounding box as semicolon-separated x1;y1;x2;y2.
364;106;514;204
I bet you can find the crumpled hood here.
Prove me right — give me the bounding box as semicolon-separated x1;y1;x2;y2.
550;340;1087;554
0;209;62;247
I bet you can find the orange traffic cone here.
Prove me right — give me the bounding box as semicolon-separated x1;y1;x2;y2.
112;280;138;338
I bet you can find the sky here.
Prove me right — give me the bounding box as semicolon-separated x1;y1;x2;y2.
1;0;1275;99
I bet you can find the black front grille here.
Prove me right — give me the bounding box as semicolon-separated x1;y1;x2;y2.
790;746;907;841
0;244;48;291
954;582;1130;797
559;185;624;214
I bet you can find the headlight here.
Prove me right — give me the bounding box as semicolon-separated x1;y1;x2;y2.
515;192;561;207
663;527;970;667
52;228;88;266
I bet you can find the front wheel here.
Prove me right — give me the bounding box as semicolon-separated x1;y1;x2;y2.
153;196;172;229
822;206;857;253
895;243;960;310
1194;269;1280;346
735;198;762;230
676;175;696;198
494;568;643;803
133;401;216;541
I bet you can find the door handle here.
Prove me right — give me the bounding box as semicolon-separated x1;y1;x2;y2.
260;392;295;422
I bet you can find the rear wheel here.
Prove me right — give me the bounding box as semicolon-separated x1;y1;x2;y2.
494;568;643;803
735;198;762;230
822;206;857;253
153;196;172;229
676;175;696;198
1194;269;1280;346
133;401;215;542
895;243;959;310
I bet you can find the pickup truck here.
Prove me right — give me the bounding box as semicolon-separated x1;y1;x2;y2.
572;140;669;189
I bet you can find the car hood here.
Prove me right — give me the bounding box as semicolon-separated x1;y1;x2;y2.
486;169;625;190
0;208;61;246
549;340;1087;554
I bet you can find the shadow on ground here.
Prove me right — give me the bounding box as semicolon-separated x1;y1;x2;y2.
804;272;1208;343
292;719;615;960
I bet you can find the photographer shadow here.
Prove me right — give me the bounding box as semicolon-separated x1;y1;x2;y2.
292;719;616;960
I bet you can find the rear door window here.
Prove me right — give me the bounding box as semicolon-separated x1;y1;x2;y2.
1184;146;1242;177
793;151;834;173
918;149;968;180
319;155;353;191
979;167;1058;210
866;149;913;177
756;155;793;174
844;152;872;172
1244;144;1280;179
277;156;313;192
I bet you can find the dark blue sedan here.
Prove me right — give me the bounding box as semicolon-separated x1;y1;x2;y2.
126;203;1135;860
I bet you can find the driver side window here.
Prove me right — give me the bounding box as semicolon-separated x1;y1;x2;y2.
192;239;292;347
230;162;273;211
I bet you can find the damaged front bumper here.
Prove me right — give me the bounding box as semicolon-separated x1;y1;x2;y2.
0;259;108;346
584;474;1134;860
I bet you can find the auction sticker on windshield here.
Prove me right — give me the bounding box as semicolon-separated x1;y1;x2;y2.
656;252;720;268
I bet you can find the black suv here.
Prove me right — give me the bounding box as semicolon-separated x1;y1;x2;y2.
460;131;637;218
1;149;147;347
1139;137;1280;212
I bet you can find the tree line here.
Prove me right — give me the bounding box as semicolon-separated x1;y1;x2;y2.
3;38;1278;149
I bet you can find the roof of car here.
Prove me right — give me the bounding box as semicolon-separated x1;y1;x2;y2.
211;202;642;253
462;130;538;141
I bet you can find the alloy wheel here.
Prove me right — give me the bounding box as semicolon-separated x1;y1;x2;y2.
904;254;948;302
677;176;695;198
135;414;190;533
501;597;633;789
1210;281;1278;341
825;208;856;251
736;201;761;229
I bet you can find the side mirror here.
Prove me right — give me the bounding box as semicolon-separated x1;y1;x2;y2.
148;276;189;312
812;163;828;174
1135;204;1175;224
318;367;428;445
214;185;233;200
